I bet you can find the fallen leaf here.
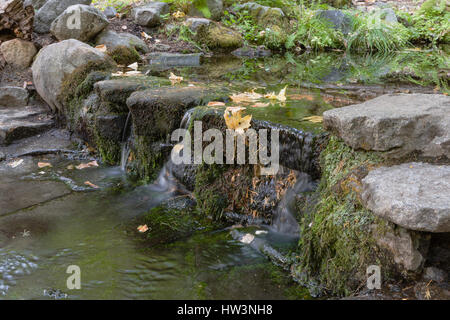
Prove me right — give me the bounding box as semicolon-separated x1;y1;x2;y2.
67;165;75;170
128;62;138;71
121;25;127;30
95;44;107;53
76;160;99;170
141;31;152;40
240;233;255;244
289;94;314;101
9;159;23;168
169;72;183;85
303;115;323;123
224;107;252;134
38;162;52;168
265;86;287;102
230;90;262;103
84;181;99;189
207;101;226;107
172;11;185;19
251;102;270;108
137;224;149;233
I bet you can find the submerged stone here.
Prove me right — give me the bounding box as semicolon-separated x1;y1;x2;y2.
146;52;203;67
362;162;450;233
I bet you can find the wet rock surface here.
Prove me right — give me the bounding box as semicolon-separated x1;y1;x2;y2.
362;162;450;233
323;94;450;159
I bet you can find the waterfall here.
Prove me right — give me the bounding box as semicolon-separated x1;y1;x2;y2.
270;172;316;235
120;111;133;171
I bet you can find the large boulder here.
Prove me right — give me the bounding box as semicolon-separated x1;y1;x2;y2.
34;0;92;34
188;0;223;21
50;4;109;42
185;19;243;50
23;0;48;11
0;39;37;68
323;94;450;159
315;10;352;35
362;163;450;233
131;2;169;27
31;39;113;113
95;29;149;53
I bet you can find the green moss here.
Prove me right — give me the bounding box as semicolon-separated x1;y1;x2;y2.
295;136;395;296
129;135;167;182
94;130;122;165
194;163;229;220
197;23;244;49
109;46;142;65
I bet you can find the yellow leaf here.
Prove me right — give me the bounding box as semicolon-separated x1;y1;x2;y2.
141;32;152;40
230;90;263;103
169;72;183;85
224;107;252;132
84;181;99;189
303;116;323;123
251;102;270;108
37;162;52;168
172;11;185;19
264;86;287;102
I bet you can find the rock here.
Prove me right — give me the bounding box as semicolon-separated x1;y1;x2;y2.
146;52;202;67
185;17;211;32
152;43;171;52
34;0;92;34
323;94;450;159
0;151;4;161
50;4;109;42
131;2;169;27
372;224;428;271
315;10;352;35
188;0;223;21
103;6;116;18
362;163;450;233
0;87;29;107
31;39;113;113
0;39;37;68
236;2;285;21
186;20;243;49
24;0;47;11
379;8;398;24
423;267;447;283
95;29;149;53
0;105;54;145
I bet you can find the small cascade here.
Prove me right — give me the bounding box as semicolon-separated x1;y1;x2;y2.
179;108;196;130
120;111;133;171
271;172;316;236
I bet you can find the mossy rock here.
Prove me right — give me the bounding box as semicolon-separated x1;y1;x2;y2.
294;136;399;296
109;45;142;65
196;22;243;50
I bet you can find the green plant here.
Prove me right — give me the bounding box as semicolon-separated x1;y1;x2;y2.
347;11;410;53
408;0;450;44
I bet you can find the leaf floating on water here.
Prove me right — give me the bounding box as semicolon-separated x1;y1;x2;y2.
169;72;183;85
265;86;287;102
255;230;268;235
9;159;24;168
230;90;263;103
37;162;52;168
224;107;252;134
207;101;226;107
76;160;99;170
303;116;323;123
240;233;255;244
137;224;149;233
289;94;314;101
95;44;107;53
251;102;270;108
84;181;99;189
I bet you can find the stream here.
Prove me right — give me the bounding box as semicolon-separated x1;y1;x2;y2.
0;50;446;300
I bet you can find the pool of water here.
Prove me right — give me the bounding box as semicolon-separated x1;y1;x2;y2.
0;156;306;300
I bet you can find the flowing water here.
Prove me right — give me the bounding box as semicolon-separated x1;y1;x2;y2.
1;50;445;299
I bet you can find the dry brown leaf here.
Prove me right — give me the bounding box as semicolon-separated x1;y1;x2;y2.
84;181;99;189
169;72;183;85
251;102;270;108
95;44;107;53
128;62;138;71
230;90;262;103
141;31;152;40
76;160;99;170
37;162;52;168
289;94;314;101
172;11;185;19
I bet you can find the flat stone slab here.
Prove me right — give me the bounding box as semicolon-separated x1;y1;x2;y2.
0;180;71;216
361;162;450;232
0;86;29;107
0;106;54;145
147;52;202;67
323;94;450;159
